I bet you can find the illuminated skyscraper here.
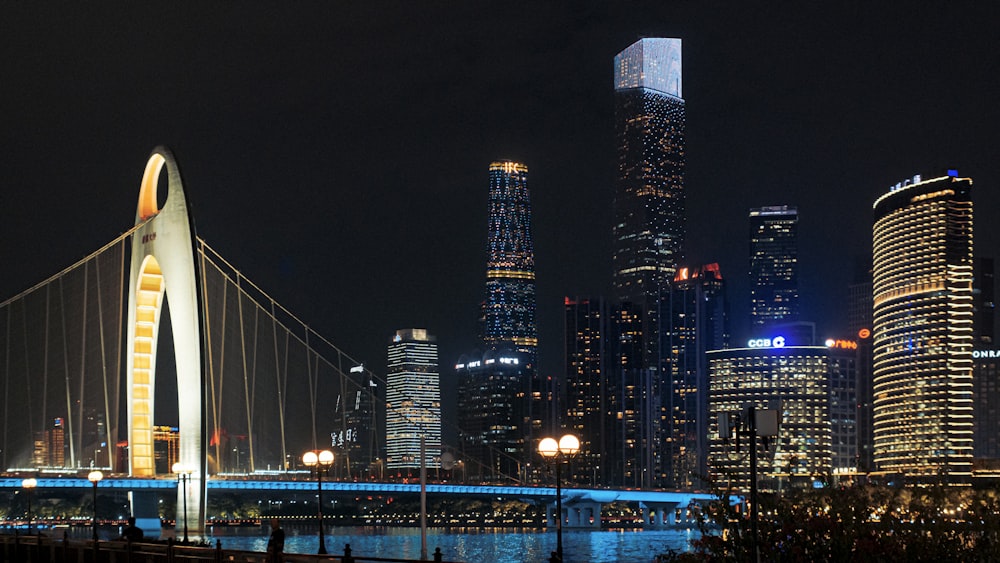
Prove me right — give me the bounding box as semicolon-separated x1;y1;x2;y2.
666;264;729;488
749;205;800;327
872;172;974;484
386;329;441;470
564;297;609;486
483;161;537;358
612;38;685;303
708;338;857;492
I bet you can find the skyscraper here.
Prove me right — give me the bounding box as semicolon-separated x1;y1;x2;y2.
458;160;542;480
482;161;537;359
749;205;800;327
564;297;609;485
666;263;729;488
612;38;685;303
610;37;685;489
872;172;974;484
385;329;441;471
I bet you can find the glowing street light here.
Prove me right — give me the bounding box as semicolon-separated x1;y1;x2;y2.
538;433;580;562
87;470;104;542
22;478;37;534
302;449;334;554
172;463;193;543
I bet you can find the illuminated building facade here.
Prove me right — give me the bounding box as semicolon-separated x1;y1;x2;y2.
564;297;609;486
483;161;537;358
872;172;974;483
707;338;857;491
609;37;685;489
749;206;799;328
332;366;379;477
154;425;180;474
847;259;875;473
385;329;441;470
32;417;66;468
666;264;729;488
455;350;531;481
612;38;685;302
458;160;541;480
972;350;1000;462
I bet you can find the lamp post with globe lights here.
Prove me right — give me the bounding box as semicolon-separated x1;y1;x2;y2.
538;433;580;563
172;463;193;543
87;470;104;542
303;450;334;554
22;478;37;534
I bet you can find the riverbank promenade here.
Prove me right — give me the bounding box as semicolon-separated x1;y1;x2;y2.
0;533;459;563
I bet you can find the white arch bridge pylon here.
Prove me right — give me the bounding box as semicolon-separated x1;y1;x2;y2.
0;147;383;537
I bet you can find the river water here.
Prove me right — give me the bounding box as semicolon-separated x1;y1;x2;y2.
203;525;699;562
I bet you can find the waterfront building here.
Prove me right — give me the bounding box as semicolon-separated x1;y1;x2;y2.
458;160;542;480
564;297;609;486
333;365;380;478
847;259;875;473
665;263;729;488
609;37;685;489
482;161;538;360
153;425;180;474
612;37;685;302
872;172;974;484
455;349;532;482
386;329;441;471
973;349;1000;462
33;417;67;468
707;335;857;491
749;205;800;328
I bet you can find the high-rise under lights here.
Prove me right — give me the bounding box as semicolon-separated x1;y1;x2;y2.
872;172;974;484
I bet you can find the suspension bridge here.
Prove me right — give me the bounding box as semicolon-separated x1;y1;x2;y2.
0;147;716;538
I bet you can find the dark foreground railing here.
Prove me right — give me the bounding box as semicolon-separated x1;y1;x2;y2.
0;532;458;563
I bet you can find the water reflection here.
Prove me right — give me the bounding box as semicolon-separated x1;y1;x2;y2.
206;525;697;563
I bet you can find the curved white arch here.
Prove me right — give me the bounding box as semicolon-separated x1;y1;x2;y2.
126;147;207;536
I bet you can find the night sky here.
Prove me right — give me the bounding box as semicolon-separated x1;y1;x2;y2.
2;3;999;388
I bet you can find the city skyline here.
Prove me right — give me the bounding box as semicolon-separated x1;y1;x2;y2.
1;4;998;397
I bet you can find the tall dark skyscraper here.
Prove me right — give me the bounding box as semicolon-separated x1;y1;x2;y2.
749;205;800;328
612;38;686;303
666;263;729;488
564;297;609;486
457;160;541;482
872;172;974;484
482;161;537;360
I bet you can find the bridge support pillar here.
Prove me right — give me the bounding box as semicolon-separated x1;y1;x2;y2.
640;501;680;529
544;501;603;529
130;491;162;538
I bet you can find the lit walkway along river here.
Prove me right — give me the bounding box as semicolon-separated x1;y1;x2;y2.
201;525;699;562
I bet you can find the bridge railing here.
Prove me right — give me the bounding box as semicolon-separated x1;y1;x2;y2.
0;533;458;563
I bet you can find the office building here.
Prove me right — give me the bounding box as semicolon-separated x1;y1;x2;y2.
612;38;686;302
458;160;542;480
455;349;532;482
386;329;441;471
749;205;800;328
707;336;857;492
564;297;609;486
666;263;729;488
609;37;685;489
872;172;974;484
972;350;1000;462
847;258;875;473
974;257;996;346
482;161;538;358
153;425;180;474
333;366;380;478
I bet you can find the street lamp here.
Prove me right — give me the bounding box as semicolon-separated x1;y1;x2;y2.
303;449;334;555
172;462;193;543
87;470;104;542
538;433;580;563
22;478;37;534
